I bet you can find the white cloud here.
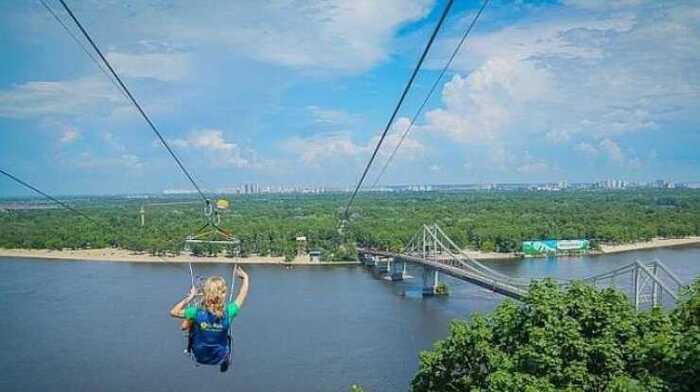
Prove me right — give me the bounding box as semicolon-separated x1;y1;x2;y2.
425;1;699;151
517;161;549;174
545;129;572;143
576;138;644;169
599;138;625;163
172;129;251;168
106;51;190;81
426;57;553;144
284;133;369;165
125;0;434;73
60;128;80;144
283;122;424;167
71;152;143;171
491;146;552;175
627;157;643;169
380;116;425;158
441;13;636;72
307;106;361;128
102;131;126;152
575;142;599;157
0;77;124;119
564;0;650;11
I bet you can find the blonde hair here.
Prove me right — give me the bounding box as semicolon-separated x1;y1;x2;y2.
202;276;227;318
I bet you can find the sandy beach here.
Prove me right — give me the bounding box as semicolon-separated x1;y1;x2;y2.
463;250;519;260
599;236;700;254
1;237;699;264
0;248;358;265
0;246;518;263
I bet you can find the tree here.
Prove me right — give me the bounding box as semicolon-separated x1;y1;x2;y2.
2;189;700;257
412;279;700;392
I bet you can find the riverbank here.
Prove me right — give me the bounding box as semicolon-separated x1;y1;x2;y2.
599;236;700;254
465;236;700;260
463;250;519;260
0;248;358;265
1;236;699;263
0;246;517;263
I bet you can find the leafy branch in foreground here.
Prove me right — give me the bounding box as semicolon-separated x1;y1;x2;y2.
412;279;700;392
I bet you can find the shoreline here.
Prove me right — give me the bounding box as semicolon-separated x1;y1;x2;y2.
598;236;700;254
1;236;699;264
466;236;700;260
0;248;358;265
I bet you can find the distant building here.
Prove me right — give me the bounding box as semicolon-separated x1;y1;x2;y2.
655;179;669;188
309;250;321;263
296;236;307;256
595;179;627;190
522;239;590;257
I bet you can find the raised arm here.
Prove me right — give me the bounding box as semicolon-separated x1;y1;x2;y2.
170;286;197;319
234;267;249;308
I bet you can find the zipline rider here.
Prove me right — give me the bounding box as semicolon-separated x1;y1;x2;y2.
170;267;249;372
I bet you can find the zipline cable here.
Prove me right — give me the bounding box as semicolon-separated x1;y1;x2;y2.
0;167;189;250
57;0;209;204
370;0;490;189
342;0;455;219
0;168;97;223
38;0;129;101
1;167;199;284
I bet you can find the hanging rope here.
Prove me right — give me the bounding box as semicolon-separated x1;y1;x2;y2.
229;264;239;303
188;261;195;288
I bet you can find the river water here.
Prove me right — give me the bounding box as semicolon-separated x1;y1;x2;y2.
1;246;699;392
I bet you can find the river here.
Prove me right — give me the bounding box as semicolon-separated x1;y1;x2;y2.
1;245;699;391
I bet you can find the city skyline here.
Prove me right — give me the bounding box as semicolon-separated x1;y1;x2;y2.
3;177;696;199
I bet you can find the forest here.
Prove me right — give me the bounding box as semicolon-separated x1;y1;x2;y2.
411;278;700;391
1;189;699;261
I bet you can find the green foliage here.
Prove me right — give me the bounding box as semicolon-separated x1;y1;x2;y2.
284;246;296;262
411;279;700;392
1;189;699;258
435;282;449;296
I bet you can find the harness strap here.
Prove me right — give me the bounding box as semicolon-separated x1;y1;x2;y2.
185;264;238;365
227;264;238;335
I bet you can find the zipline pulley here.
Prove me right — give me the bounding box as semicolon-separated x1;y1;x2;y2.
184;198;238;253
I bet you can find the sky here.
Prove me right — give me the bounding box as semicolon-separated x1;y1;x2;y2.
1;0;699;196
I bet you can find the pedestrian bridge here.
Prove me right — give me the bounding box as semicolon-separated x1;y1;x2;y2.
358;224;685;309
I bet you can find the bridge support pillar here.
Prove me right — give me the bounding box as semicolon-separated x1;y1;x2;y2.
373;257;390;273
422;268;439;296
390;260;406;281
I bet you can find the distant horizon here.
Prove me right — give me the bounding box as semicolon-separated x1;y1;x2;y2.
2;179;700;199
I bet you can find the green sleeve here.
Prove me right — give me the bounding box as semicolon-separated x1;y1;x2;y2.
184;305;198;320
227;303;240;323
